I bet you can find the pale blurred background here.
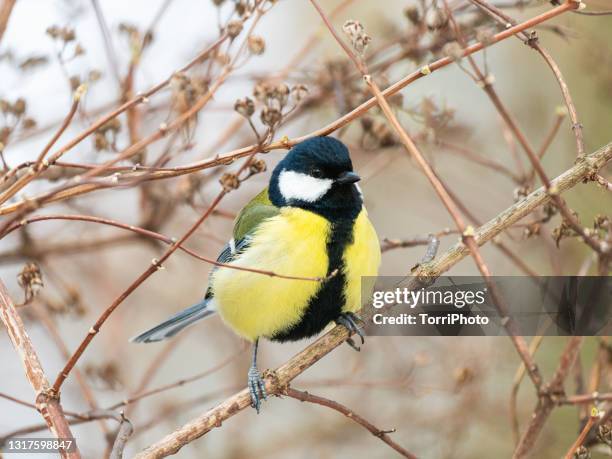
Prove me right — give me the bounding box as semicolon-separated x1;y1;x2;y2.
0;0;611;458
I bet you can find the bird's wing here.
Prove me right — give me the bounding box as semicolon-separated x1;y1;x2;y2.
233;186;280;242
205;187;280;296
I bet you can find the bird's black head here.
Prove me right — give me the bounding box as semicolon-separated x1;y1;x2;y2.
268;136;362;222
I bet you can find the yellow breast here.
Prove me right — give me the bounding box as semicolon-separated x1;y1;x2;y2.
342;208;381;313
211;208;331;341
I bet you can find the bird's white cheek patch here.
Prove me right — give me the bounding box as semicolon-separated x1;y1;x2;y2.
278;170;333;202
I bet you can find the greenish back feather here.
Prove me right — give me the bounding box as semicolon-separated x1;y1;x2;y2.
233;187;280;241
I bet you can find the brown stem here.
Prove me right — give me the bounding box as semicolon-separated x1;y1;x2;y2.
0;0;16;44
285;387;418;459
0;279;80;458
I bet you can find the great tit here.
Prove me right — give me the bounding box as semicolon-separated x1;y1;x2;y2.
131;136;381;411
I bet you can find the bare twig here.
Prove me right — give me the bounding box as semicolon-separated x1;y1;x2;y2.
564;408;598;459
285;387;418;459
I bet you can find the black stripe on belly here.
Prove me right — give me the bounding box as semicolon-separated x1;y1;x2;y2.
270;217;355;342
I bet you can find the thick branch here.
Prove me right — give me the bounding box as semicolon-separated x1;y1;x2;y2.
0;279;80;459
0;0;16;44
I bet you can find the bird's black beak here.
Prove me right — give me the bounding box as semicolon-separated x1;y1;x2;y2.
336;171;361;185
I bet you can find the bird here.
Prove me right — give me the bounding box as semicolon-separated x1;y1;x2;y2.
131;136;381;412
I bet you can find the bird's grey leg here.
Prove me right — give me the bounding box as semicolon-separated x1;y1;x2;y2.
247;338;267;413
336;312;365;352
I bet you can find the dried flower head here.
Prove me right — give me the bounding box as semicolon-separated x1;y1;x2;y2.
253;81;272;102
425;8;448;30
573;446;590;459
249;158;267;175
291;84;309;103
46;25;76;43
443;42;464;62
12;98;26;116
260;106;282;128
342;20;371;55
220;172;240;191
598;422;612;447
234;97;255;118
272;83;290;107
17;262;43;303
475;28;496;46
248;36;266;55
227;20;244;39
21;117;37;130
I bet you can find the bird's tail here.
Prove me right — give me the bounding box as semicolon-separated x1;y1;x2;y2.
130;299;215;343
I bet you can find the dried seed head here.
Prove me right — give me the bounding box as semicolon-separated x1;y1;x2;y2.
291;84;308;102
234;97;255;118
249;158;267;175
260;106;282;127
17;262;43;301
272;83;290;107
425;8;448;30
253;81;272;102
598;422;612;446
22;117;37;130
215;52;231;66
248;36;266;55
234;0;248;16
74;43;85;57
573;446;590;459
342;20;371;55
227;20;244;39
475;28;496;46
443;42;464;62
12;98;26;116
0;126;12;144
220;172;240;191
88;69;102;82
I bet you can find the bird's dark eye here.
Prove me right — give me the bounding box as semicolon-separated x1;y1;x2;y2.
311;168;324;179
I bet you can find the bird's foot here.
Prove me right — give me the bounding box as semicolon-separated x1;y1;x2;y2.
336;312;365;352
248;365;267;413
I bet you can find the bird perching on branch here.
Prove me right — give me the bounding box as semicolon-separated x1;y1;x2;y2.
131;136;381;412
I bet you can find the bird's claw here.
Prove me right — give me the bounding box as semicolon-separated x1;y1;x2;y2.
248;365;267;413
336;312;365;352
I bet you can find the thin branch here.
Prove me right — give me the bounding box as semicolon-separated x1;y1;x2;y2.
564;409;597;459
285;387;418;459
4;214;330;281
513;336;584;458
